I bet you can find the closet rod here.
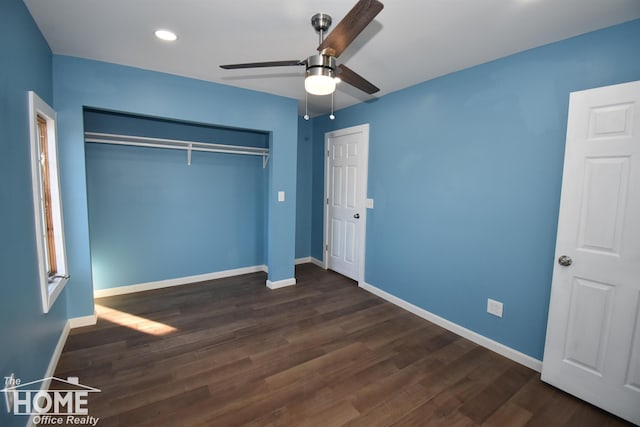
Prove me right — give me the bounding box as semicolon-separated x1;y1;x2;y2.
84;132;270;167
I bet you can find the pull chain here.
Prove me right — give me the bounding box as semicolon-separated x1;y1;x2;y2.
304;92;310;120
330;91;335;120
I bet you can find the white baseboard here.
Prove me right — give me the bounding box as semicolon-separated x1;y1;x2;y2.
25;314;100;426
94;265;268;298
69;313;97;328
26;319;72;427
295;257;324;268
266;278;297;289
45;321;70;379
358;281;543;372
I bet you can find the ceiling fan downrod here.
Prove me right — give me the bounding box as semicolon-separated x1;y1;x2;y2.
311;13;332;45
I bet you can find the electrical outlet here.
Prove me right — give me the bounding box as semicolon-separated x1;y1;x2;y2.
487;299;503;318
4;373;15;413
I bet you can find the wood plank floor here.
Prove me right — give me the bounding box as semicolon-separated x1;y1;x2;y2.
52;264;631;426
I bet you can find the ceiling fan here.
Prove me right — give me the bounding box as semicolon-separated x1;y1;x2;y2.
220;0;384;97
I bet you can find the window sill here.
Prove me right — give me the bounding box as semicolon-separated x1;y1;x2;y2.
45;276;68;313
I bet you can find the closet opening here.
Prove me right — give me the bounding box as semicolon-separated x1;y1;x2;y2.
83;108;269;299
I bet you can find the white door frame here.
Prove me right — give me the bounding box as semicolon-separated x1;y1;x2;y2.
323;124;370;283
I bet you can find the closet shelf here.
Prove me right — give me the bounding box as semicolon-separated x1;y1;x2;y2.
84;132;270;167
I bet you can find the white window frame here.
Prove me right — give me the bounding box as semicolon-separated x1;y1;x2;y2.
28;91;69;313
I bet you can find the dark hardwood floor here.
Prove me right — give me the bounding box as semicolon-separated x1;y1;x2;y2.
52;264;631;426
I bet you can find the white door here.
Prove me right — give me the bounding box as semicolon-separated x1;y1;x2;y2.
542;81;640;424
325;124;369;281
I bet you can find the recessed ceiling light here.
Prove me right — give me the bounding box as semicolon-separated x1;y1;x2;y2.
155;29;177;42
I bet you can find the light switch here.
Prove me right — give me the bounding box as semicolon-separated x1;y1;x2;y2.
278;191;285;202
366;198;374;209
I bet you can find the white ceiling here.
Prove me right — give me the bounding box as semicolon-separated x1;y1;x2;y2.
24;0;640;117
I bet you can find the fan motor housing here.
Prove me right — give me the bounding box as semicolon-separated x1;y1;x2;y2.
305;54;336;79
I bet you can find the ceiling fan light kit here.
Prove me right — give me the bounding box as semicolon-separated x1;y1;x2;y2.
220;0;384;114
304;54;337;95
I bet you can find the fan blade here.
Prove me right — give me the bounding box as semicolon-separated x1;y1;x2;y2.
318;0;383;58
220;60;305;70
337;64;379;94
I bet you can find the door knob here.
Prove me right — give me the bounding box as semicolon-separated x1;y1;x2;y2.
558;255;572;266
353;213;360;219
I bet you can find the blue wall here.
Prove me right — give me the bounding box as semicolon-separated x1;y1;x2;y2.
295;117;313;259
310;19;640;360
84;110;268;290
0;1;68;426
53;56;298;317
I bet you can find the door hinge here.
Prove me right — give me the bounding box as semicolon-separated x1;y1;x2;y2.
327;149;330;157
325;244;328;251
326;198;329;204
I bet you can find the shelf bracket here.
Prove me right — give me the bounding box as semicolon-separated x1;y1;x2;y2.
187;143;192;166
263;153;270;169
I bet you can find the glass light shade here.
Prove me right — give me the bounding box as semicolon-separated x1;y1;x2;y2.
305;74;337;96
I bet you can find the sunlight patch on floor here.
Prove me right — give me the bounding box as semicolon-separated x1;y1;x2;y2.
95;303;177;336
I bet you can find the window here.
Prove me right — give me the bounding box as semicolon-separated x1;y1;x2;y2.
28;91;68;313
